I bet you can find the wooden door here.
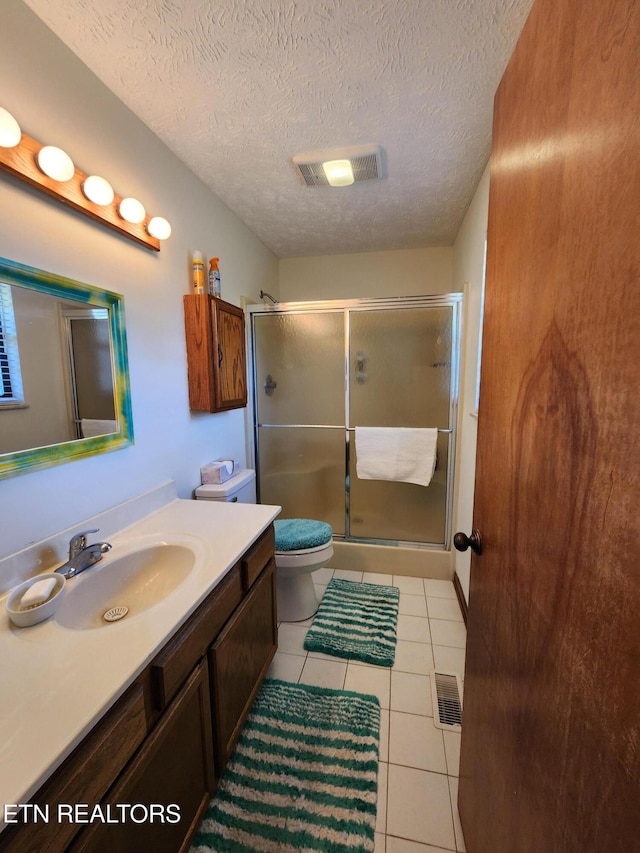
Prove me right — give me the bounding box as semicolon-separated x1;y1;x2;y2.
458;1;640;851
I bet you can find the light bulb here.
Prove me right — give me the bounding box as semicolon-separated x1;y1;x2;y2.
37;146;75;182
82;175;114;206
323;159;354;187
0;108;21;148
118;197;146;224
147;216;171;240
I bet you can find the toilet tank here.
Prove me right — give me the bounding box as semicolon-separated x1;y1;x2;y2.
195;468;256;504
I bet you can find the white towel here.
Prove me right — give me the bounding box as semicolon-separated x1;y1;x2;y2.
81;418;117;438
355;427;438;487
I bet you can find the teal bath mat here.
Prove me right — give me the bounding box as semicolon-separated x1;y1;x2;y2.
191;678;380;853
304;578;400;666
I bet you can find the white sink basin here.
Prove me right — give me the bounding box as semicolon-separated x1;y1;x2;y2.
56;541;197;630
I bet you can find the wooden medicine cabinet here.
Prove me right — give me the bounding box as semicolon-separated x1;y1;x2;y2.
183;294;247;412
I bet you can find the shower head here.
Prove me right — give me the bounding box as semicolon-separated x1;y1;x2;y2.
260;290;279;304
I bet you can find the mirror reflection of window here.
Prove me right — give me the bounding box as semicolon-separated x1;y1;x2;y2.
0;283;24;408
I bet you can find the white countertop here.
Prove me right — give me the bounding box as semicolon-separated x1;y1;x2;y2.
0;497;280;826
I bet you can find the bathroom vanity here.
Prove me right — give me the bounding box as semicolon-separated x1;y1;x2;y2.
0;491;279;852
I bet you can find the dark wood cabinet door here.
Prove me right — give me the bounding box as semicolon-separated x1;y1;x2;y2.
458;1;640;851
209;558;277;777
70;661;214;853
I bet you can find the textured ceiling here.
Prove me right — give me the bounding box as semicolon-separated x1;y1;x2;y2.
24;0;534;258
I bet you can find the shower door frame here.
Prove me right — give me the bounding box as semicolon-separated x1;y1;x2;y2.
247;294;463;550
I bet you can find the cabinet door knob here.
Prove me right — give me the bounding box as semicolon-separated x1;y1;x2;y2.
453;529;482;555
218;344;223;367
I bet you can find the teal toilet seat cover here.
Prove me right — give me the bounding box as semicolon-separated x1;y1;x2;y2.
274;519;333;551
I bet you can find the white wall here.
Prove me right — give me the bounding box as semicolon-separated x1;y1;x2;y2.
279;247;454;301
0;0;278;561
451;165;490;602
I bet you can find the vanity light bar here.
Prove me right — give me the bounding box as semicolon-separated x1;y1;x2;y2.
0;108;170;251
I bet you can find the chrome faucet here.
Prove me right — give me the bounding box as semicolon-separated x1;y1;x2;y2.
55;529;112;579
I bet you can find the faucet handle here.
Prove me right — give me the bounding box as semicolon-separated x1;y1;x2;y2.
69;529;99;558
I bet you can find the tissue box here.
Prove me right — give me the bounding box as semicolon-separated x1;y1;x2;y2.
200;459;240;485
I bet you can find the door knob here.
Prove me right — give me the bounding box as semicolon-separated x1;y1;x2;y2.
453;529;482;555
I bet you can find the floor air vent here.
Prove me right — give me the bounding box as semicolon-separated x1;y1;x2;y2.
431;671;463;731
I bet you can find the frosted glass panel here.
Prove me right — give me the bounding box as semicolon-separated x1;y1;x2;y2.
258;427;345;534
349;432;449;544
254;312;344;425
349;307;452;428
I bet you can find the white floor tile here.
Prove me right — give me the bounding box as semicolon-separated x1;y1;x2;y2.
299;656;347;690
277;623;309;655
399;594;428;617
344;662;391;709
443;730;461;777
429;620;466;650
375;832;386;853
306;649;343;662
448;776;466;852
379;708;390;763
387;765;456;850
363;572;394;586
392;576;426;595
432;645;466;678
386;837;454;853
393;640;434;676
333;569;364;582
389;711;447;774
267;652;305;683
427;597;463;622
312;567;334;584
423;578;456;599
313;582;328;600
390;672;432;717
376;761;388;833
397;614;431;644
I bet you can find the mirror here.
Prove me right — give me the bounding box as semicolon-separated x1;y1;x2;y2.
0;257;133;479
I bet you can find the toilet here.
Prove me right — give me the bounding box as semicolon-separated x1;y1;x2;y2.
195;469;333;622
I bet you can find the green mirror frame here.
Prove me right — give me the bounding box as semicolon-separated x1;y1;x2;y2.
0;257;133;479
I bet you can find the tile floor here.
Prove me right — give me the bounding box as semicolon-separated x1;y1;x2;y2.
267;568;467;853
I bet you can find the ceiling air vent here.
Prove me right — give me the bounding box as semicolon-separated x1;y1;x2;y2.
292;144;382;187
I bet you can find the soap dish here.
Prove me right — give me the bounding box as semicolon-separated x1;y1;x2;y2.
6;573;66;628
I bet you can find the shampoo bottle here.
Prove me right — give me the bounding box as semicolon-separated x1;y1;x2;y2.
192;252;205;294
208;257;221;297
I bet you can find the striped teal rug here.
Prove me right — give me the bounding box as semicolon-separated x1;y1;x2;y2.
191;679;380;853
304;579;400;667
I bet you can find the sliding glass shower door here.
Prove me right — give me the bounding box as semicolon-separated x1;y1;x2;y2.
251;296;460;547
254;311;346;533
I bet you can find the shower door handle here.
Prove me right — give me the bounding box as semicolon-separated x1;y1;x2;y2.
453;529;482;556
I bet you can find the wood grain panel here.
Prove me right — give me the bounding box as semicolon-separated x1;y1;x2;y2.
69;661;214;853
183;294;215;411
209;559;277;776
241;524;275;590
151;564;242;710
0;684;148;853
458;1;640;851
211;298;247;410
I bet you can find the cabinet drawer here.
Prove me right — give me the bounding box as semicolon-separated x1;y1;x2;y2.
0;682;147;853
241;524;275;590
151;564;242;710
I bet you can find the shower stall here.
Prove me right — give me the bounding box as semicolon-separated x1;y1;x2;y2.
248;295;462;553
